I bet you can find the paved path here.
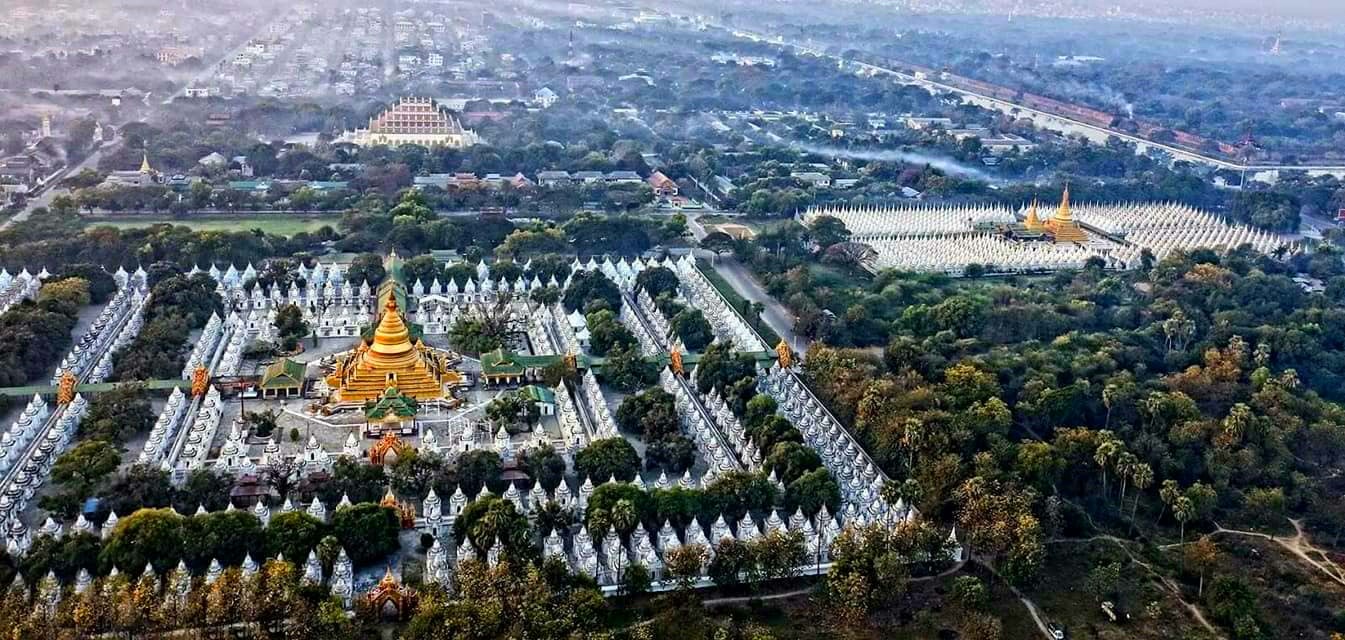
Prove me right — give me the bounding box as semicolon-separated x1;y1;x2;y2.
702;254;807;353
1;138;117;231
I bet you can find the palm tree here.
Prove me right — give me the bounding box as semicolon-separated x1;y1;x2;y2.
1095;440;1119;500
1115;452;1137;513
611;499;638;537
1130;463;1154;529
588;507;612;539
1173;496;1194;544
1156;479;1180;526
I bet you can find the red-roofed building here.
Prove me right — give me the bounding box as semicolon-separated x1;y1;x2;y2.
648;171;678;197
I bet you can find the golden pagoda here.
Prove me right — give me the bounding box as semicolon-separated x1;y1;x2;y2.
1044;186;1087;243
1023;199;1043;231
139;152;153;174
326;297;455;403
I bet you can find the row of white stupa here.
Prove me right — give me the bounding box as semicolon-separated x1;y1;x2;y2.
1;281;148;545
0;268;42;318
674;259;769;352
16;539;361;611
806;203;1289;275
200;254;690;295
761;364;901;523
660;368;747;484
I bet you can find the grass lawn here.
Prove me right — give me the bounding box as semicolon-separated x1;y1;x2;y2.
90;215;338;236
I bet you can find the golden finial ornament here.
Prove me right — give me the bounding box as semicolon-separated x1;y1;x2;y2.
775;339;793;369
56;371;77;405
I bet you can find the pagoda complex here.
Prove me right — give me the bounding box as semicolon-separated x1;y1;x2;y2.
326;297;458;403
1042;186;1087;243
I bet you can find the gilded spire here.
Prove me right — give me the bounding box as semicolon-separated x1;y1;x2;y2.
1024;199;1041;230
139;151;153;174
1056;185;1072;222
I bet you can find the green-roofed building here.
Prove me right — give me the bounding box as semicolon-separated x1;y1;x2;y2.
364;385;419;436
481;348;530;386
518;384;557;415
259;358;306;398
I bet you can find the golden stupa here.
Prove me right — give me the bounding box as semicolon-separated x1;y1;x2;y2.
1044;186;1087;243
326;297;454;403
1023;199;1043;231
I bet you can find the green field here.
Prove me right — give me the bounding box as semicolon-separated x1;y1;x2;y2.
91;215;338;236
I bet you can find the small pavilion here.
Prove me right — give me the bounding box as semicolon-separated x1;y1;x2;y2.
364;386;418;436
259;358;306;398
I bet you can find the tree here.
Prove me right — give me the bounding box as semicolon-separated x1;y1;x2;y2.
100;508;185;575
599;344;657;392
266;511;326;562
575;438;641;482
50;439;120;502
670;308;714;351
1174;496;1194;543
331;503;400;566
174;468;234;513
585;309;637;356
784;467;840;516
385;450;444;498
635;266;680;300
1123;461;1153;528
809;215;850;248
453;496;533;558
103;464;174;517
345;253;386;285
1085;562;1123;603
183;511;264;569
273;303;309;351
1185;535;1220;597
78;384;154;445
615;388;679;440
519;444;566;490
664;544;707;591
951;575;989;610
456;450;504;496
562;270;622;313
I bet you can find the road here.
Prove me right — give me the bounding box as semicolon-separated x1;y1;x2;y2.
0;138;117;231
686;210;808;353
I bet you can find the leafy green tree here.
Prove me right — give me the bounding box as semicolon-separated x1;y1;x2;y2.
670;309;714;351
784;468;841;517
78;385;154;445
452;496;534;559
519;444;566;491
173;468;234;513
635;266;679;300
266;512;326;562
100;508;185;574
272;303;309;351
182;511;264;570
50;439;120;503
345;253;386;285
331;504;400;566
598;344;657;392
575;438;641;483
456;450;504;496
562;270;622;313
101;464;175;518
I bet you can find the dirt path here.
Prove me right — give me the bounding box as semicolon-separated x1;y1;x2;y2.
1049;536;1221;637
1168;519;1345;588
